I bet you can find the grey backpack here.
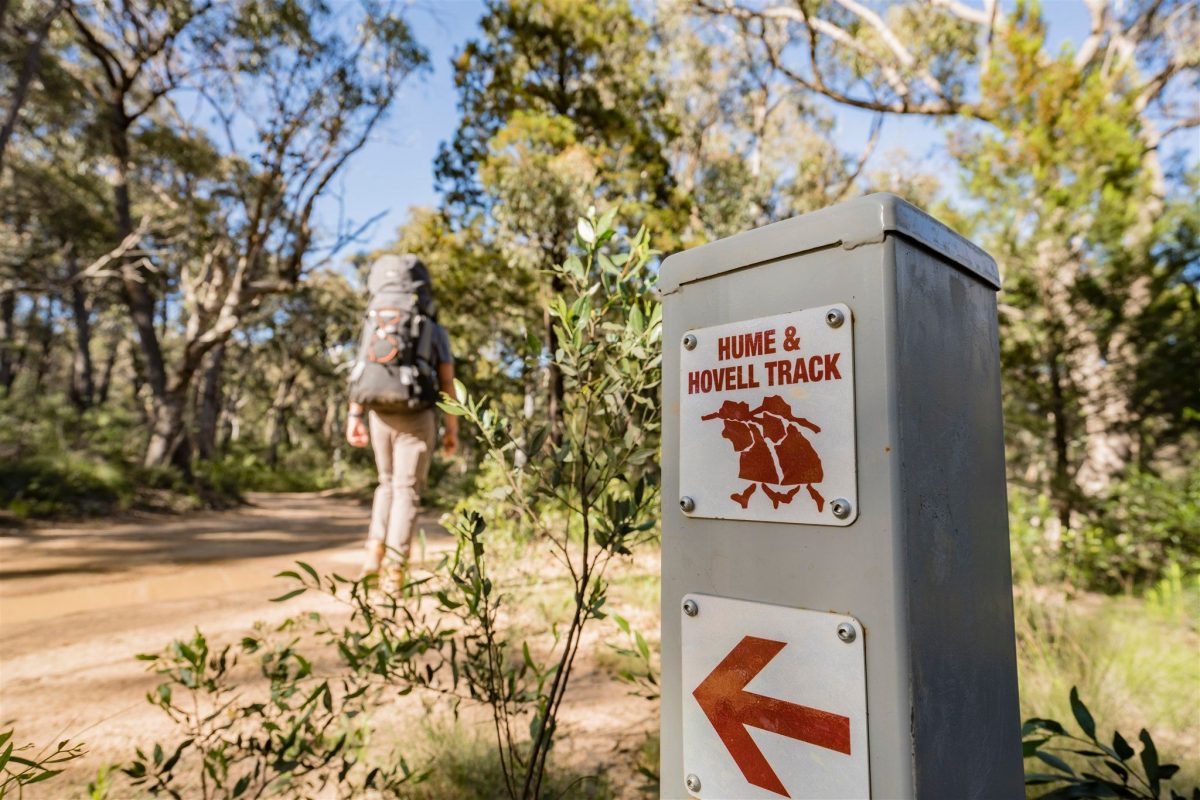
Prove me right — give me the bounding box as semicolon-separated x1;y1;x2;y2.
349;254;440;413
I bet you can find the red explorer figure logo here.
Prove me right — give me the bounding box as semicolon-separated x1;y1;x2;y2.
701;395;825;512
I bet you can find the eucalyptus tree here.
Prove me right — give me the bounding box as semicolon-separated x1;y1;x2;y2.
1;2;116;407
655;0;887;245
692;0;1200;526
0;0;69;171
433;0;681;437
61;0;211;433
64;0;426;467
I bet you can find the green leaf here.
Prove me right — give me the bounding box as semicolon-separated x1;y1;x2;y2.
1036;751;1076;775
23;768;64;785
161;739;191;772
597;206;618;236
577;218;595;244
1069;687;1096;740
1023;737;1050;757
1023;718;1067;736
1025;773;1068;785
0;741;12;773
635;632;650;660
1112;730;1134;760
269;588;306;603
438;400;468;416
1139;729;1160;795
297;562;319;583
1040;782;1120;798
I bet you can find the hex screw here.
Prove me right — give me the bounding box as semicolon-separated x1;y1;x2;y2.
830;498;852;519
686;774;702;793
680;496;696;513
682;599;699;617
825;308;845;328
837;622;857;643
683;333;698;350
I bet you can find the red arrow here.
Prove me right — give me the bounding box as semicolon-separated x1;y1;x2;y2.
692;635;851;798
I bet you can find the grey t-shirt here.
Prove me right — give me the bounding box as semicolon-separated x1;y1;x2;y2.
431;323;453;366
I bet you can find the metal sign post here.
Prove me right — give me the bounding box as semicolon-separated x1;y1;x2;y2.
660;194;1023;799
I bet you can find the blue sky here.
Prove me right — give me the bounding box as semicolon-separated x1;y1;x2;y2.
318;1;486;256
316;0;1134;257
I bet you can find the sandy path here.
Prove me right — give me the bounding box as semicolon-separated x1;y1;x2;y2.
0;493;657;797
0;493;453;793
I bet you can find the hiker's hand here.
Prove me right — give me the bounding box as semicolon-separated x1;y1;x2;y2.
346;416;369;448
442;429;458;456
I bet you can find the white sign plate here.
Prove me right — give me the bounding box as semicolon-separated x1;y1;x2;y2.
681;595;870;799
679;305;857;525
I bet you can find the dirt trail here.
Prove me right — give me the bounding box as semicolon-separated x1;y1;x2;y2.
0;494;454;791
0;493;655;797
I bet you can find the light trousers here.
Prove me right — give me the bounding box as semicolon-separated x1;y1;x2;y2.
368;408;436;559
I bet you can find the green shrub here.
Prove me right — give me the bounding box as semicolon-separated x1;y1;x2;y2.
1024;688;1198;798
0;454;133;517
1015;589;1200;787
1065;469;1200;593
125;621;427;799
1010;468;1199;594
0;726;86;797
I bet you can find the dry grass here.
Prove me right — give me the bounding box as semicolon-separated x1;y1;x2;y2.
1015;580;1200;789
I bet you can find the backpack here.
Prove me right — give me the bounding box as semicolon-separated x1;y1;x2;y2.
348;254;440;413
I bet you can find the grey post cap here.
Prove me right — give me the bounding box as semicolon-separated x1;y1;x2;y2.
660;193;999;294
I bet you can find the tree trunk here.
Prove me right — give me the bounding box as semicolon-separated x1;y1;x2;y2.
0;288;15;393
31;294;54;394
515;364;535;468
108;105;182;469
68;259;95;409
0;0;66;172
196;342;225;460
1047;339;1073;532
221;365;246;447
226;398;241;444
545;305;562;438
144;390;191;472
109;108;169;403
265;371;297;468
545;271;566;444
321;395;340;443
95;336;119;405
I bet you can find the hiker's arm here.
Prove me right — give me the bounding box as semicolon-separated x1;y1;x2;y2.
346;402;369;448
439;362;458;455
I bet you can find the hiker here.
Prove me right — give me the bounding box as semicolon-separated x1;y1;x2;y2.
344;254;458;593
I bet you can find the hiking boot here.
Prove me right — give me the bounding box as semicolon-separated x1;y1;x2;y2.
359;540;385;580
380;562;405;596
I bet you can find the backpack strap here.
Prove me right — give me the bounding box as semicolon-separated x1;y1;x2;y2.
414;317;434;365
